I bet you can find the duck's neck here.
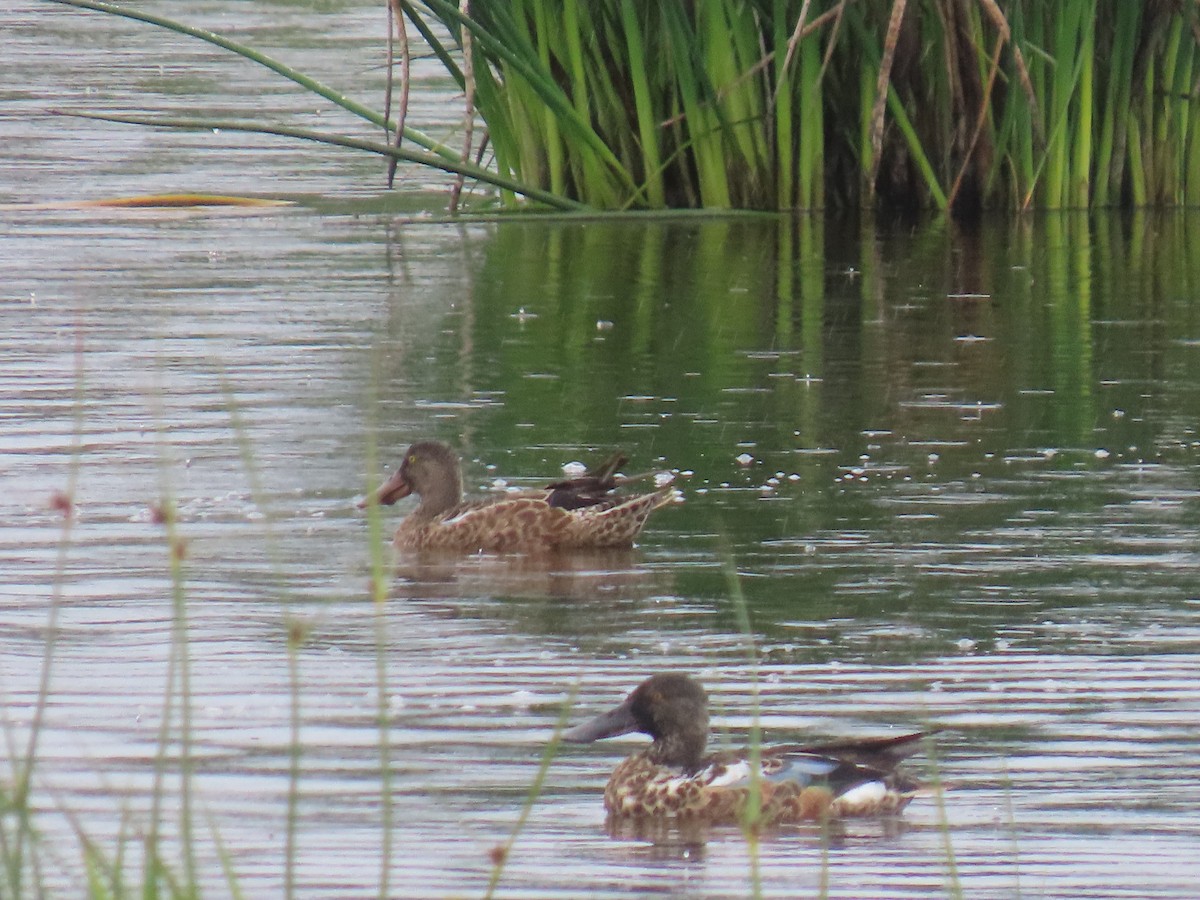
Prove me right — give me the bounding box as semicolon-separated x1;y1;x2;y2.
415;467;463;518
649;722;708;773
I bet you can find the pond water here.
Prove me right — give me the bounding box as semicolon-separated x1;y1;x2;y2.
5;3;1200;898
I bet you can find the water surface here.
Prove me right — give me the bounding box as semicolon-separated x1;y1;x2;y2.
4;3;1200;898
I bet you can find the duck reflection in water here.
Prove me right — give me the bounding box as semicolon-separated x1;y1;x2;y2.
387;548;673;619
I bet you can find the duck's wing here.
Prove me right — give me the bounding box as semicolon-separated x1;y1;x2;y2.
695;748;859;789
766;733;932;813
783;730;935;769
544;451;630;509
543;452;671;509
703;733;932;802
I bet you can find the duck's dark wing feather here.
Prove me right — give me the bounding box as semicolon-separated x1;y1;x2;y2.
782;730;935;769
545;451;630;509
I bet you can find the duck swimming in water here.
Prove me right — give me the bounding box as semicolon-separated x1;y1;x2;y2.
563;673;933;824
360;441;673;553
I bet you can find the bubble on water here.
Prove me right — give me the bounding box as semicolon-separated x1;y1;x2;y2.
508;690;535;709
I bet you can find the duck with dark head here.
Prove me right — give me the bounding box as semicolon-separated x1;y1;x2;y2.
563;673;934;825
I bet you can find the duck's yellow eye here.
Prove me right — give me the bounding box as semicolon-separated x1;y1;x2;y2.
407;454;417;464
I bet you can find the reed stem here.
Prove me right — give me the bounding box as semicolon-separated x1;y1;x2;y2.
41;2;1200;208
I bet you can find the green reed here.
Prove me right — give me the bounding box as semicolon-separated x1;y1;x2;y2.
0;338;213;898
924;736;963;900
214;369;306;900
722;550;763;900
43;0;1200;211
484;683;579;900
43;0;583;211
0;353;322;898
0;329;84;898
402;0;1200;212
362;362;396;900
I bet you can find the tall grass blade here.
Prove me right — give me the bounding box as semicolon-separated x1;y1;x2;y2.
8;323;85;898
924;736;963;900
42;1;1200;210
867;0;910;200
482;683;578;900
721;544;761;898
618;0;665;207
49;110;586;211
207;810;247;900
44;0;455;161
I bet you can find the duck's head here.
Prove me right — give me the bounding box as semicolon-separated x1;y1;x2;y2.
563;672;710;771
359;440;464;515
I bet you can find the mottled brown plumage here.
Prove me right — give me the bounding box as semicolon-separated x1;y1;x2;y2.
360;441;673;553
563;673;933;825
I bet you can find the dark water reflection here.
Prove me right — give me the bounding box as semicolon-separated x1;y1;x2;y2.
5;202;1199;898
6;5;1200;896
